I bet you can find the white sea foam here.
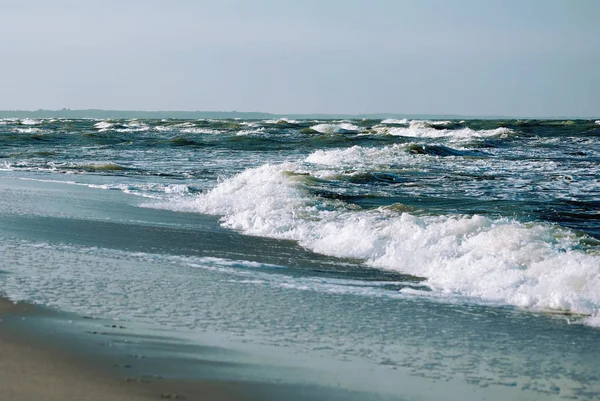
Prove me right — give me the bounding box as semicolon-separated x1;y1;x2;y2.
83;182;195;198
306;144;411;167
0;161;48;172
110;120;150;132
175;122;196;128
163;184;191;194
237;128;266;136
153;122;200;132
179;128;221;134
595;120;600;125
412;120;453;127
148;162;600;325
0;240;415;330
240;121;260;128
311;123;360;134
373;120;513;139
20;118;41;125
94;121;113;130
380;119;408;124
12;178;192;199
264;118;300;124
15;127;45;134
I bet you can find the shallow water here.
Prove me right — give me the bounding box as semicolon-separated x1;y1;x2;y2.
1;117;599;400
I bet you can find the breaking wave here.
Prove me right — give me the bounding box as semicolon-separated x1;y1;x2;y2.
265;118;300;124
380;119;408;124
94;121;113;130
311;123;360;134
147;161;600;325
20;118;42;126
373;120;514;139
305;142;485;168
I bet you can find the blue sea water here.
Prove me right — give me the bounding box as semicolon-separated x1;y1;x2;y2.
1;117;599;400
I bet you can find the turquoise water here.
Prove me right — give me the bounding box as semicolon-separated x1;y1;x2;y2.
1;117;599;400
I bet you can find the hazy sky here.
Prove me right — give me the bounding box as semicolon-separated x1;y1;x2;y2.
2;0;599;116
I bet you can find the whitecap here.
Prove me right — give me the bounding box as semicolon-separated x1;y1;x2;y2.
154;126;173;132
410;120;453;127
310;123;360;134
380;119;408;124
174;122;196;128
240;121;260;128
236;128;266;136
373;121;513;139
179;128;221;134
115;126;150;133
108;120;150;132
20;118;41;125
15;127;45;134
264;118;300;124
94;121;113;130
306;144;410;167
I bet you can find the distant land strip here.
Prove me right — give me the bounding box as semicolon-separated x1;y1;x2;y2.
0;109;596;120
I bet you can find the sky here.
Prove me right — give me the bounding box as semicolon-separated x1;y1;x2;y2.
1;0;599;117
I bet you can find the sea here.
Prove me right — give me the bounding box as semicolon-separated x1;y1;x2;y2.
1;117;599;400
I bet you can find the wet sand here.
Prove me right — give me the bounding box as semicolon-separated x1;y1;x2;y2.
4;175;599;401
0;298;370;401
0;298;158;401
0;298;262;401
0;176;394;401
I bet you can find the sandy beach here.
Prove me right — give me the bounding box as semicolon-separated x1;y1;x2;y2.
0;297;370;401
0;298;163;401
0;298;287;401
0;176;393;401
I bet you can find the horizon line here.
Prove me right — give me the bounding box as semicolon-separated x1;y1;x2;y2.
0;108;598;120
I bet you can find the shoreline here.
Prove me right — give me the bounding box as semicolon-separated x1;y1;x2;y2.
0;297;380;401
0;297;166;401
2;173;600;401
0;297;277;401
0;175;394;401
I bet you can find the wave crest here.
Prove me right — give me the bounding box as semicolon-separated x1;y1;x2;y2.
148;163;600;324
373;121;514;139
310;123;360;134
380;118;408;124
